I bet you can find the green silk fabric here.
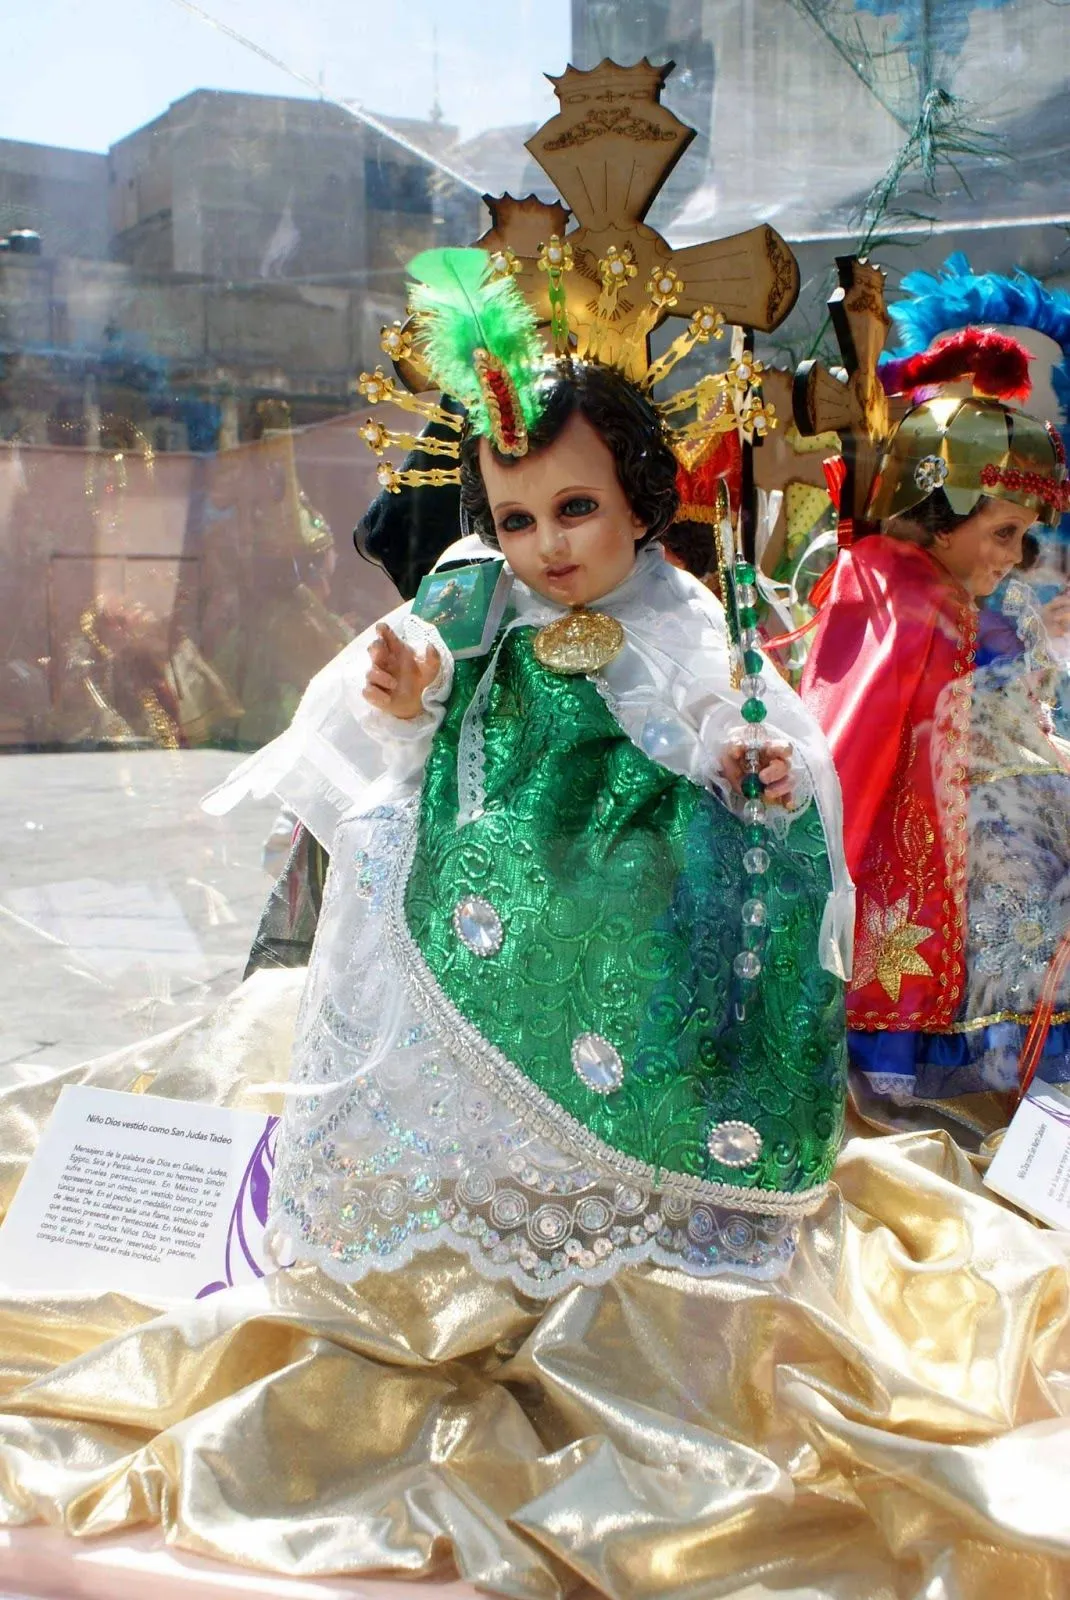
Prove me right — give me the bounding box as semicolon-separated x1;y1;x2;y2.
405;630;845;1196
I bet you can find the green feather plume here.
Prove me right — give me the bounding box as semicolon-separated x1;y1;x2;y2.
407;248;546;435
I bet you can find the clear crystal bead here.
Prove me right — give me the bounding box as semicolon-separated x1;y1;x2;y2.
742;897;768;927
452;896;503;957
571;1033;624;1094
734;950;762;980
741;673;763;697
706;1120;763;1167
743;846;770;876
742;799;766;826
639;714;685;762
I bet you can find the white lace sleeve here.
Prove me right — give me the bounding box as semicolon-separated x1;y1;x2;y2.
597;578;811;811
202;603;452;853
680;651;850;971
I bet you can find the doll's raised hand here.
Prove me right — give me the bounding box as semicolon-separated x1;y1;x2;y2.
721;739;795;807
363;623;441;720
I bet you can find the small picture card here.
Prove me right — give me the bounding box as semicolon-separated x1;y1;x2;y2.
983;1079;1070;1230
412;559;513;658
0;1086;280;1303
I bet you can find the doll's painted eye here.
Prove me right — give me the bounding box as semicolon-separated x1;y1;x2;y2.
499;510;534;533
560;496;597;519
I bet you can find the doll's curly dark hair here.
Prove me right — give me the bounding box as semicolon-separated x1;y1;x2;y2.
662;518;716;579
459;361;679;548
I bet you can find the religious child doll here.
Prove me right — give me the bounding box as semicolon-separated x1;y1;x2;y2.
208;247;851;1293
801;330;1070;1140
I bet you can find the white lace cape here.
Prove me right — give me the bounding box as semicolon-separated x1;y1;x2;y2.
205;543;854;979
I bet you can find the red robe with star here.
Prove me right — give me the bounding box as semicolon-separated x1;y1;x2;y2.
801;535;977;1031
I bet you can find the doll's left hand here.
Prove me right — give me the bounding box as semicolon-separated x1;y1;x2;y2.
721;739;795;806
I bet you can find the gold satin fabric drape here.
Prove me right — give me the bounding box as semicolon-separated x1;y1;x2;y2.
0;969;1067;1599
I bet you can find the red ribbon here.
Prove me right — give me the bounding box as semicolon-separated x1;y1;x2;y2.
763;613;822;651
822;456;848;512
1016;930;1070;1104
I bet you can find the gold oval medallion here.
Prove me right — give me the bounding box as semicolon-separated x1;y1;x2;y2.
532;609;625;675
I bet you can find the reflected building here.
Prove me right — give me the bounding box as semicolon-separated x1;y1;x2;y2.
0;137;108;260
0;90;481;453
108;90;463;286
0;91;476;749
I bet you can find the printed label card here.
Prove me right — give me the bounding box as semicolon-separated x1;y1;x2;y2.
984;1079;1070;1231
0;1086;280;1303
411;560;513;658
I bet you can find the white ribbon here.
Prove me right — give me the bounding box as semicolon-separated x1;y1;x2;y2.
454;612;557;827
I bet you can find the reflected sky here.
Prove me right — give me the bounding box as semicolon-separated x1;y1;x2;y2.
5;0;571;151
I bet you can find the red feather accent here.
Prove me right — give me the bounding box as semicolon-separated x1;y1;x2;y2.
484;366;519;448
880;328;1033;403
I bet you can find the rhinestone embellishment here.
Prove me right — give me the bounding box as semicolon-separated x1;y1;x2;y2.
571;1032;624;1094
706;1120;763;1168
913;454;949;493
452;896;503;957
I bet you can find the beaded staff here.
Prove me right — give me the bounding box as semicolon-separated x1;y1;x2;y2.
713;491;772;998
709;326;779;1003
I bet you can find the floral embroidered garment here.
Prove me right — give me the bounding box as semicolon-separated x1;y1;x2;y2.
802;536;1070;1133
206;544;850;1293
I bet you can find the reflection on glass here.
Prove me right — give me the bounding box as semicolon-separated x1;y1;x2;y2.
0;0;1067;1077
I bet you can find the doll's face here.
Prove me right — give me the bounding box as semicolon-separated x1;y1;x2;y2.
932;498;1037;598
478;412;647;606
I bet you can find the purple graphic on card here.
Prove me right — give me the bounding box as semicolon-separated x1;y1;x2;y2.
1037;1094;1070;1132
196;1115;288;1298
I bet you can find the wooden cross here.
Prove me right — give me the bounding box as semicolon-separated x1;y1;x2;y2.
385;60;801;393
521;60;800;377
792;257;892;526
